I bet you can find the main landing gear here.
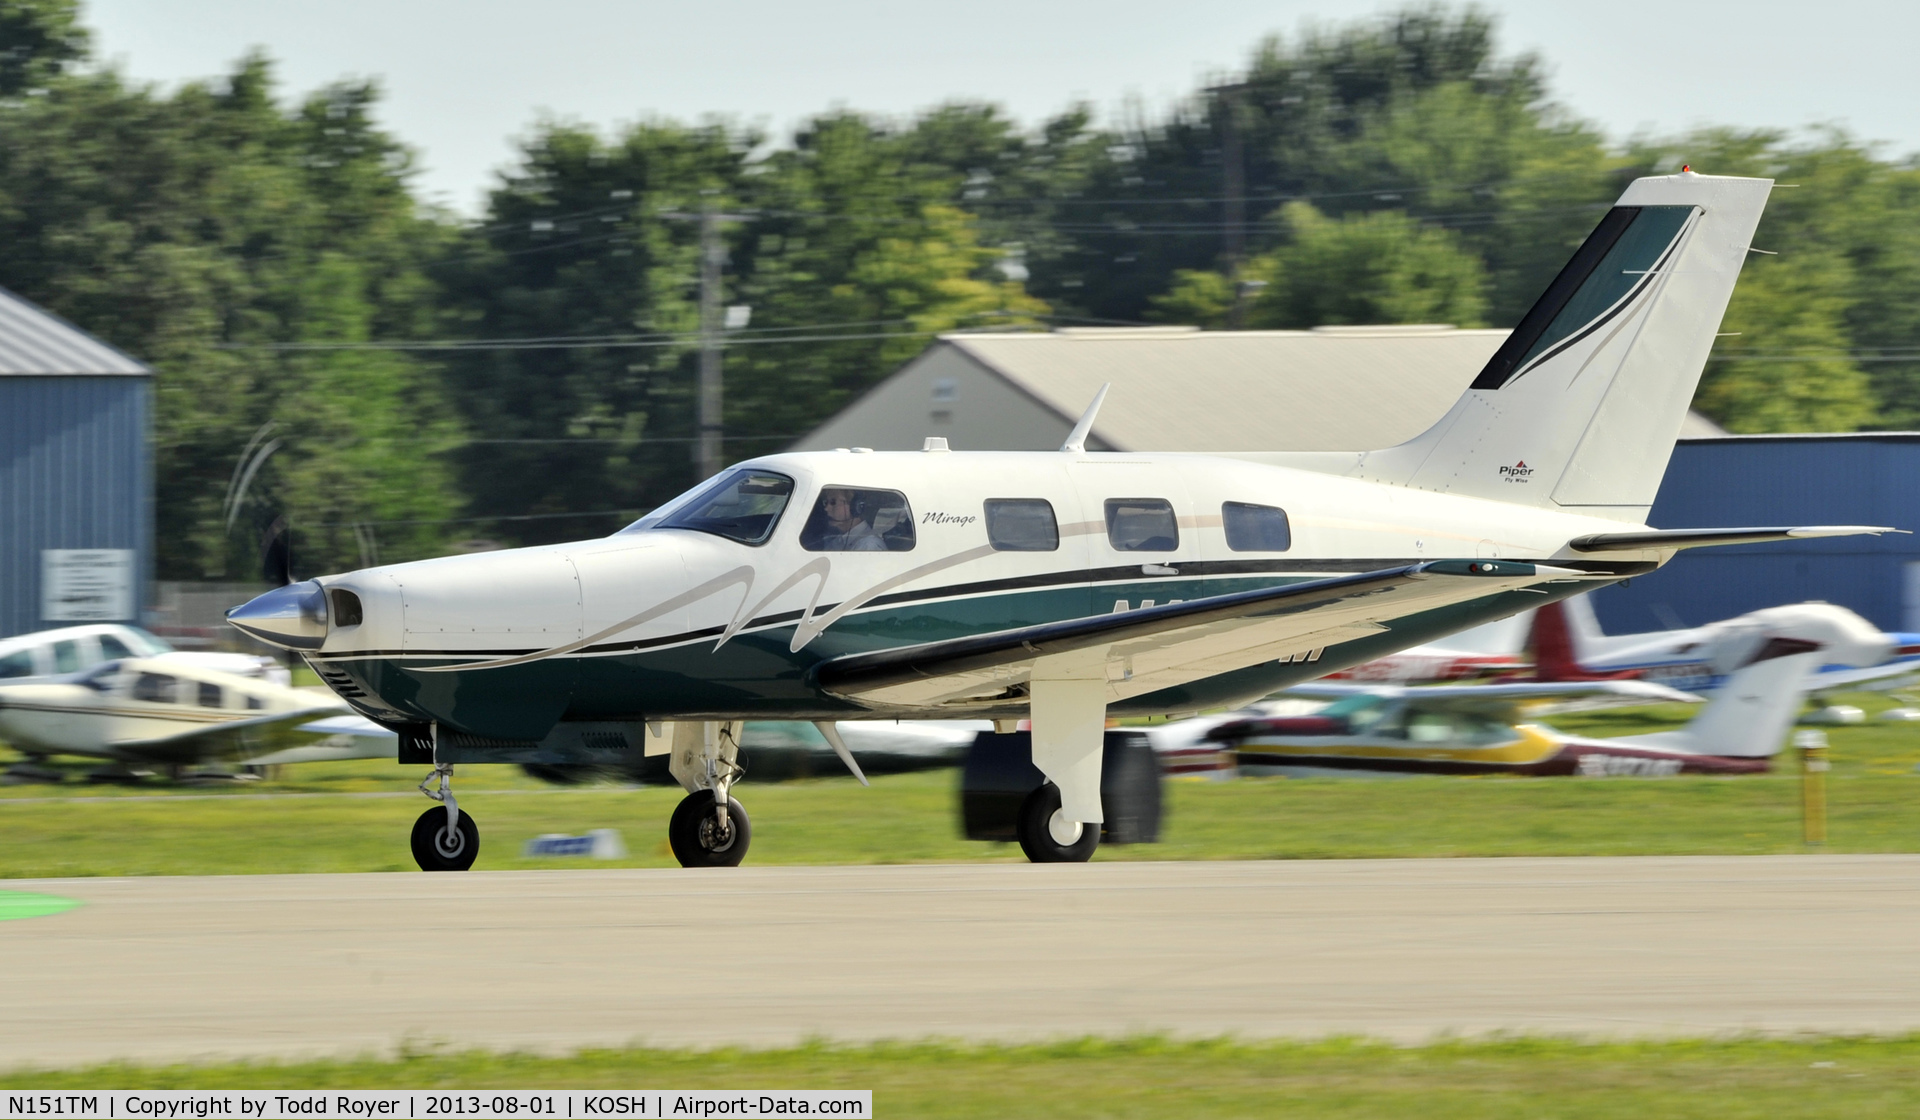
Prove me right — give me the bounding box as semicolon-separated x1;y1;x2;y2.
412;763;478;871
1016;782;1099;863
666;720;752;867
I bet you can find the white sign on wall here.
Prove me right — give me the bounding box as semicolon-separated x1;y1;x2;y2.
41;549;136;621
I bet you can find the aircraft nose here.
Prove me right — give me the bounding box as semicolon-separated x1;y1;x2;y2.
226;580;329;650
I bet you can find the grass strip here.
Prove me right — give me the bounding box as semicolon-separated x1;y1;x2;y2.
1;697;1916;876
4;1035;1919;1118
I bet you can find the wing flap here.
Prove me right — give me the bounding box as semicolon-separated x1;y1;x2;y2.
814;560;1595;710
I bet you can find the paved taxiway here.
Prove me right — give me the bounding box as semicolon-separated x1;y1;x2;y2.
5;856;1920;1066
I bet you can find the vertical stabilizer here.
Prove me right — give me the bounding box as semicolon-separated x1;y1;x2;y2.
1528;598;1636;681
1289;171;1772;521
1615;637;1822;757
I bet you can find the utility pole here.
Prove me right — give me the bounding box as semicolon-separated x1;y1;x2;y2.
661;201;754;480
1209;82;1251;328
697;203;725;481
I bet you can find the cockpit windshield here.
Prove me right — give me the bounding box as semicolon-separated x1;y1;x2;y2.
643;469;795;545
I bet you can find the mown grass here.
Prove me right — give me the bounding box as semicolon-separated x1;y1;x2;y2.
4;1035;1920;1117
1;694;1917;877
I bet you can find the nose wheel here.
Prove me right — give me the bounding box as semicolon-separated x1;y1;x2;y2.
412;762;479;871
668;789;752;867
411;805;479;871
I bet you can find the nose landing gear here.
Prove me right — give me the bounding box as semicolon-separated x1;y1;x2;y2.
412;763;479;871
666;720;753;867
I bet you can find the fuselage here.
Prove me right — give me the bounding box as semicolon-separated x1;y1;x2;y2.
264;449;1664;741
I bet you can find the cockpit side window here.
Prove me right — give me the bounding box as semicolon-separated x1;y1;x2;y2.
98;634;138;659
1223;502;1292;552
985;499;1059;552
52;640;82;674
133;673;177;703
0;649;34;678
656;469;795;546
1104;498;1178;552
801;487;915;552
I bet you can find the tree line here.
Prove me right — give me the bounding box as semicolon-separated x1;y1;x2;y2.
1;1;1915;578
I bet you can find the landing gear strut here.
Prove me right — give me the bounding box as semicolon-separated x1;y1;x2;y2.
412;763;478;871
666;721;753;867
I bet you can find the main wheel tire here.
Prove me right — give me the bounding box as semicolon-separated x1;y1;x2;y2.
411;806;480;871
668;789;752;867
1015;782;1100;863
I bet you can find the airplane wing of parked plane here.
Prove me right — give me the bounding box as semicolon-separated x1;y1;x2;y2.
108;703;352;757
814;560;1598;710
1280;679;1700;705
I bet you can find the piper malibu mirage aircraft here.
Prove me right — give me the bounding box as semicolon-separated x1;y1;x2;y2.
1209;614;1872;776
229;169;1897;870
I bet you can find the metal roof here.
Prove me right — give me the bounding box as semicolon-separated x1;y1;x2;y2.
0;286;150;376
941;326;1723;451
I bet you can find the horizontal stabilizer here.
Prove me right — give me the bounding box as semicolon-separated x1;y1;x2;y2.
1569;526;1901;553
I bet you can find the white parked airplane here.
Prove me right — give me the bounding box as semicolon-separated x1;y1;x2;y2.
0;657;390;778
228;170;1894;870
0;623;290;686
1530;595;1920;693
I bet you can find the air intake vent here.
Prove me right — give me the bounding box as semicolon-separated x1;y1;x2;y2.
313;665;366;699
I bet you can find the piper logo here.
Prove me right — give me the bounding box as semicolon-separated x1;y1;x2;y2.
1498;460;1534;483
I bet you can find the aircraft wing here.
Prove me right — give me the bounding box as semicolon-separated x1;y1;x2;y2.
1569;526;1900;552
113;703;351;761
812;560;1597;710
1283;679;1700;704
1808;660;1920;692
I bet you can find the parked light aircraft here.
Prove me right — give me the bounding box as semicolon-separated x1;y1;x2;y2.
1209;616;1864;776
0;657;391;778
1529;596;1920;693
0;623;289;685
229;170;1896;869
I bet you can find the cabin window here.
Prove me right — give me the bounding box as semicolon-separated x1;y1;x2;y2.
98;634;137;659
801;487;915;552
1104;498;1178;552
657;469;795;546
985;499;1059;552
1223;502;1293;552
52;640;81;674
133;673;177;703
246;695;265;711
0;650;33;678
198;681;223;708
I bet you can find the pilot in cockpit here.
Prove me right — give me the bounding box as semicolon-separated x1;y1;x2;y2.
811;488;888;551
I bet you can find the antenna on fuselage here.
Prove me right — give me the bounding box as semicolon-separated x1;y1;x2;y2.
1059;382;1111;453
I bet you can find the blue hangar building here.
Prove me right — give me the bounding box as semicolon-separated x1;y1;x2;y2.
1590;434;1920;635
0;287;153;639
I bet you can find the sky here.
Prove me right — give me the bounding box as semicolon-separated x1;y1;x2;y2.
83;0;1920;216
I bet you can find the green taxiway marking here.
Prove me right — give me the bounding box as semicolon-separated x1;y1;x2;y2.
0;890;80;921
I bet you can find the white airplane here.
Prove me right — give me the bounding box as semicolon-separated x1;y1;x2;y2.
228;170;1895;870
0;623;290;686
1211;619;1856;777
1530;595;1920;694
0;657;389;778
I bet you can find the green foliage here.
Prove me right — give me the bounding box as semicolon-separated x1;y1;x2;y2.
1696;251;1876;432
1246;201;1488;328
0;0;86;96
0;53;463;576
